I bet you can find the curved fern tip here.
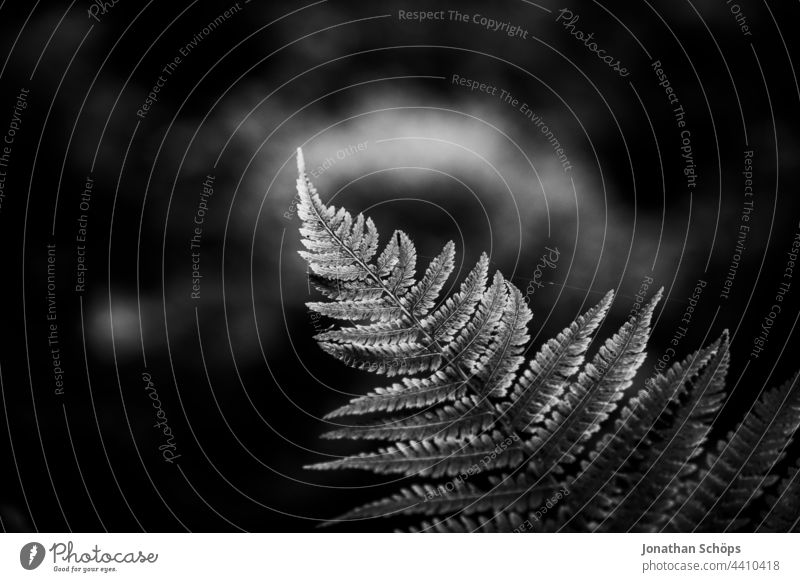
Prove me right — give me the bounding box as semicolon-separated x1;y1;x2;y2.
296;147;306;174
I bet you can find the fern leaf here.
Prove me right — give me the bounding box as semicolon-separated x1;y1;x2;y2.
671;372;800;532
320;274;510;416
414;511;527;532
375;230;399;275
297;148;416;299
305;431;526;478
445;271;508;367
760;457;800;532
315;320;419;346
330;474;545;525
600;338;729;531
422;254;489;343
401;242;456;317
560;338;722;530
323;367;471;418
308;273;385;301
345;213;379;263
294;150;800;532
385;231;417;296
306;298;403;322
296;157;371;283
321;397;495;441
472;283;532;398
530;288;662;472
504;291;614;433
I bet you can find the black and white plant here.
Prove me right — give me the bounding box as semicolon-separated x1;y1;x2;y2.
293;149;800;532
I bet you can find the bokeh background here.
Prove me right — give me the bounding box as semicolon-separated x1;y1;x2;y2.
0;0;798;531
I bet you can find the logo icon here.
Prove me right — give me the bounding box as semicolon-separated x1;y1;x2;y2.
20;542;45;570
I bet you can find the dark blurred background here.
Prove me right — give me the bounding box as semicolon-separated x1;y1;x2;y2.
0;0;798;531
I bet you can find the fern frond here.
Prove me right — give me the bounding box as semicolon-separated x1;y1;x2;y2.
671;372;800;532
323;367;470;418
383;231;417;296
318;340;440;377
315;320;419;346
305;431;526;478
504;291;614;433
294;149;800;532
412;511;527;533
530;288;663;472
422;254;489;343
308;273;385;301
559;337;723;530
601;337;729;531
444;271;508;367
321;397;495;441
473;283;532;398
760;457;800;532
306;298;403;322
